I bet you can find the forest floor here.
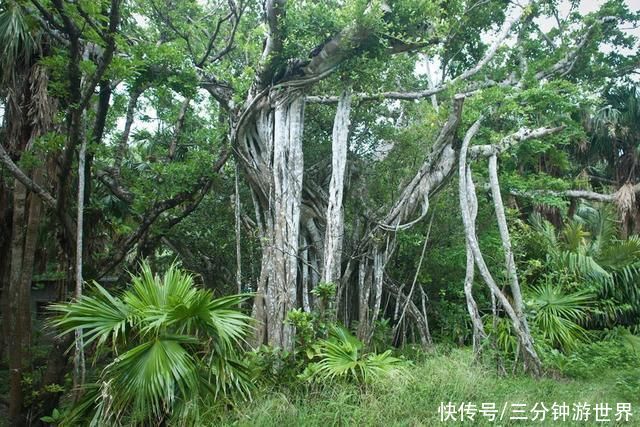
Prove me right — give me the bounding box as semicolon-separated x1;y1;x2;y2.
209;348;640;426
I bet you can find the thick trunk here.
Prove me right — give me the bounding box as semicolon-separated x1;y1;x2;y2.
17;173;43;357
0;179;11;362
323;88;351;285
8;180;27;426
244;93;305;349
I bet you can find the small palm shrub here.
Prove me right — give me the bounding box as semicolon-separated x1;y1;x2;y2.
528;210;640;328
50;262;253;425
301;326;408;384
528;280;592;352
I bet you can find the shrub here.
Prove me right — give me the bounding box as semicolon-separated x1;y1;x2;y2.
301;326;408;384
50;262;253;425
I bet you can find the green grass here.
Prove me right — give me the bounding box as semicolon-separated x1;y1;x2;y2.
204;348;640;426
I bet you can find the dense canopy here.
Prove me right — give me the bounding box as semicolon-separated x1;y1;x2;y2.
1;0;639;425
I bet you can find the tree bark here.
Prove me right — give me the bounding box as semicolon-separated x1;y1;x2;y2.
323;88;352;286
488;156;528;326
73;136;87;397
458;120;542;375
462;166;486;355
8;180;27;427
243;93;305;349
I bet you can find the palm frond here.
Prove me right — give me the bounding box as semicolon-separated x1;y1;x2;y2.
529;282;593;351
52;261;253;424
306;326;406;383
50;282;131;349
554;250;611;282
0;2;37;81
105;336;200;420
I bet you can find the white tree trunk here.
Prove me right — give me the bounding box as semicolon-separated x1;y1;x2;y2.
301;235;311;312
458;119;541;375
462;166;487;355
73;136;86;395
488;155;525;319
243;93;306;349
323;88;352;285
267;95;305;348
235;160;242;297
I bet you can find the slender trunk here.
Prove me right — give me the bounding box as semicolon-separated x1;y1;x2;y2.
357;259;371;341
384;280;430;346
301;235;311;312
458;120;541;375
235;160;242;296
464;244;486;354
488;154;535;366
462;167;486;354
419;287;433;346
323;88;351;286
393;215;433;343
488;155;526;320
73;137;86;397
368;246;385;340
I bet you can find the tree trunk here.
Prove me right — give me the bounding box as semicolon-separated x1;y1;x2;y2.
235;161;243;296
323;88;351;286
243;93;305;349
8;180;27;427
458;120;541;375
488;155;535;353
73;136;87;397
462;167;486;354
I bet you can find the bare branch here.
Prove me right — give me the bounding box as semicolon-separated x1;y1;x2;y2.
511;183;640;203
469;126;566;158
0;144;57;209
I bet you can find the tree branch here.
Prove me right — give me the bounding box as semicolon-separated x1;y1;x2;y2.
468;126;566;159
511;183;640;203
0;144;57;209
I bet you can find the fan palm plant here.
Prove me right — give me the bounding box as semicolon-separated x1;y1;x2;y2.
529;281;592;351
302;326;407;384
530;207;640;327
50;262;253;425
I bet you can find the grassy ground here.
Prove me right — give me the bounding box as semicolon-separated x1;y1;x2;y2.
206;348;640;426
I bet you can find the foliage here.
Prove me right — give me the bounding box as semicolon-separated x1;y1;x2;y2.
545;330;640;389
50;262;253;425
528;281;592;352
208;347;639;426
525;208;640;328
287;282;337;352
301;326;408;384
